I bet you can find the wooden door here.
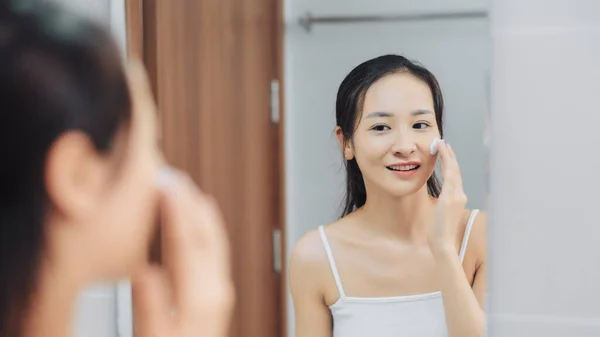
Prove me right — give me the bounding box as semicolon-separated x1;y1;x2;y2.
125;1;286;337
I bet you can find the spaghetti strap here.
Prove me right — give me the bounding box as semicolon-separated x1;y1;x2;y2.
459;209;480;263
318;226;346;298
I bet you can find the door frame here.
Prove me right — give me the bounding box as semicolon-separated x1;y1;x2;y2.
123;0;288;336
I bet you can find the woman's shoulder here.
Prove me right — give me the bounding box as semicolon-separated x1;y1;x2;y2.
468;209;487;240
465;208;487;233
463;209;487;264
289;220;347;299
290;226;327;268
289;218;347;268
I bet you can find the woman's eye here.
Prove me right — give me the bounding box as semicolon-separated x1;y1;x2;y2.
413;122;430;130
371;124;391;132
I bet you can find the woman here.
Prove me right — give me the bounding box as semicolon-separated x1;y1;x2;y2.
0;3;232;337
290;55;487;337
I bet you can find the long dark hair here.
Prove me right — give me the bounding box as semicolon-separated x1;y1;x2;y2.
0;2;131;336
336;54;444;218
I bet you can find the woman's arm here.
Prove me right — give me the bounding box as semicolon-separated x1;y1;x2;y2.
289;232;333;337
432;213;487;337
429;140;486;337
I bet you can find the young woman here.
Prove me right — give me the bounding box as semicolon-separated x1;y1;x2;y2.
290;55;487;337
0;3;232;337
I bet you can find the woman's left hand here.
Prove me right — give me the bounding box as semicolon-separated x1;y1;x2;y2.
428;140;468;252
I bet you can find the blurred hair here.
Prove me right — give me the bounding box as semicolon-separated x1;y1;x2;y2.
0;2;131;336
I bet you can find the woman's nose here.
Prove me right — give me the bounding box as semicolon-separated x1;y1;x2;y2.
391;125;417;156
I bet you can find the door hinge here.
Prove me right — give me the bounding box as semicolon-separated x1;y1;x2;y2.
270;79;280;124
272;228;282;274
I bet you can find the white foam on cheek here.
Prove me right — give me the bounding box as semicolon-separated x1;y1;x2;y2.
430;138;441;155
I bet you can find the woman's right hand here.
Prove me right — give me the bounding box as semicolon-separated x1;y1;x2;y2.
132;170;234;337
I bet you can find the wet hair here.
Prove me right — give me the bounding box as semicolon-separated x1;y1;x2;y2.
0;2;131;336
336;54;444;218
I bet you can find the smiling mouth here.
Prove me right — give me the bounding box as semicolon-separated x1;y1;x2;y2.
386;164;420;172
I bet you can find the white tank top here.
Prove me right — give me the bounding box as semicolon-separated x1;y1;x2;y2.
318;209;480;337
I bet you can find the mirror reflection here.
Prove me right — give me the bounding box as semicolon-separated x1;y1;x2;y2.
289;54;488;337
286;3;489;337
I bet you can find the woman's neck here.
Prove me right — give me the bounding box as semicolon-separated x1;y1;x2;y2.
358;186;436;242
22;260;82;337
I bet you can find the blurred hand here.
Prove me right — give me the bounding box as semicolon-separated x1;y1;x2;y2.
132;169;234;337
125;60;233;337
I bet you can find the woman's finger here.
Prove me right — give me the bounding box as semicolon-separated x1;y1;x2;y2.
125;60;157;126
157;168;233;332
158;170;203;309
437;141;463;191
445;143;464;187
436;140;452;181
131;266;170;336
196;196;231;274
179;196;233;321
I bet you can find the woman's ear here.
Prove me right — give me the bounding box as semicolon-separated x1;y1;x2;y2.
335;126;354;160
45;131;110;222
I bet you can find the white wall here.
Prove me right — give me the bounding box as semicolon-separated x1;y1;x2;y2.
50;1;129;337
284;1;491;336
488;0;600;335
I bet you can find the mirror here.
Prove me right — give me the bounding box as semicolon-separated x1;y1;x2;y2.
286;2;490;337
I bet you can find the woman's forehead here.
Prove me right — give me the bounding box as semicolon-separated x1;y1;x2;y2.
362;73;434;115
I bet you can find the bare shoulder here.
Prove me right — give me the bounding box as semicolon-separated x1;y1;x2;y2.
290;217;353;267
289;225;338;334
289;225;333;297
290;227;328;269
468;209;487;265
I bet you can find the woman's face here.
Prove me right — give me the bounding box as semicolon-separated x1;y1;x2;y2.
343;73;440;198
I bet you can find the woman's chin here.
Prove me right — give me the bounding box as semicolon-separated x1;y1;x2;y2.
380;182;428;198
